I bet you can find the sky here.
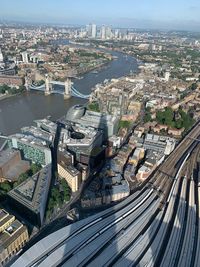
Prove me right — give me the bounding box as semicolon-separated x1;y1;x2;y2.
1;0;200;31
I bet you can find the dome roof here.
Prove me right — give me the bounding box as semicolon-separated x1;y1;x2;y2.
66;105;86;121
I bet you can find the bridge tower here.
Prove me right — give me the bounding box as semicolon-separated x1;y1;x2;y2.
64;78;72;99
45;74;52;96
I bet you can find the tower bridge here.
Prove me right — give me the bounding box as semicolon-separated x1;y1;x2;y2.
28;75;90;100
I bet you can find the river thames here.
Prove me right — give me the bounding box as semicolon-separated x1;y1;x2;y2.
0;47;138;137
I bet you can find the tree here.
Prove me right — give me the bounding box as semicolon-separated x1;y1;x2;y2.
118;120;131;129
144;113;151;123
0;84;10;93
156;110;165;124
51;187;60;200
46;209;51;220
175;118;183;129
63;193;70;202
18;172;29;181
18;85;26;92
0;86;6;94
14;172;29;187
88;102;100;112
7;87;18;95
47;197;55;211
0;181;12;193
145;106;151;113
190;83;197;91
164;107;174;126
60;179;71;202
31;163;42;175
156;107;174;126
179;108;195;131
64;55;70;63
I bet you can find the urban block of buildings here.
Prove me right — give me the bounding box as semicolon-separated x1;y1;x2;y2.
56;105;120;193
7;164;52;227
92;77;142;118
8;133;52;166
0;209;29;266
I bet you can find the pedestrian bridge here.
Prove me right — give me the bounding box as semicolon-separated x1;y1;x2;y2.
29;78;90;100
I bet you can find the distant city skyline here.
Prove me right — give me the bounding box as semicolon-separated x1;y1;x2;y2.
1;0;200;31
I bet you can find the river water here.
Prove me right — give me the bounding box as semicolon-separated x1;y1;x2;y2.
0;43;138;137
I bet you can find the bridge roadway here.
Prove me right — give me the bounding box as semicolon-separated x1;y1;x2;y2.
12;122;200;267
29;84;90;99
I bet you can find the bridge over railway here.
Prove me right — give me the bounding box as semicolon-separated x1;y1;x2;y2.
28;75;90;100
11;122;200;267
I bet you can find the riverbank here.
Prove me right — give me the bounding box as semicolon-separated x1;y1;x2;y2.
0;49;138;139
0;93;20;101
75;58;112;77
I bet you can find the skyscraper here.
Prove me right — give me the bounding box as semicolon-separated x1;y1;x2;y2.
114;29;119;39
91;24;97;39
101;25;106;40
0;48;4;67
0;48;3;62
105;26;112;39
86;24;92;37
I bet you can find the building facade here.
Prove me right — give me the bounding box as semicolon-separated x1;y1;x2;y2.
91;24;97;38
8;165;52;227
0;75;23;87
58;163;81;193
8;135;52;166
0;210;29;266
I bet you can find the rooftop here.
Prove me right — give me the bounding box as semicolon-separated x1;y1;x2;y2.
111;182;130;195
66;165;80;177
0;149;18;167
34;119;57;134
3;161;30;182
21;126;54;143
8;164;51;213
145;134;175;143
0;220;26;251
9;133;50;149
58;121;103;153
0;209;8;222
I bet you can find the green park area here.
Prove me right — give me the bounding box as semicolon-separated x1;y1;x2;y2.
77;50;107;60
46;177;71;219
87;101;100;112
156;107;195;130
144;106;195;131
118;120;132;130
0;84;25;95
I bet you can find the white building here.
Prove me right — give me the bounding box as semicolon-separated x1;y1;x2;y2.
21;51;29;63
86;24;92;37
0;48;3;62
165;71;170;82
0;48;4;67
91;24;97;39
114;29;119;39
105;26;112;39
101;25;106;39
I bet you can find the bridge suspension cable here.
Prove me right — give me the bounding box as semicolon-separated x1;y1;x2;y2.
29;83;90;99
71;86;90;99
